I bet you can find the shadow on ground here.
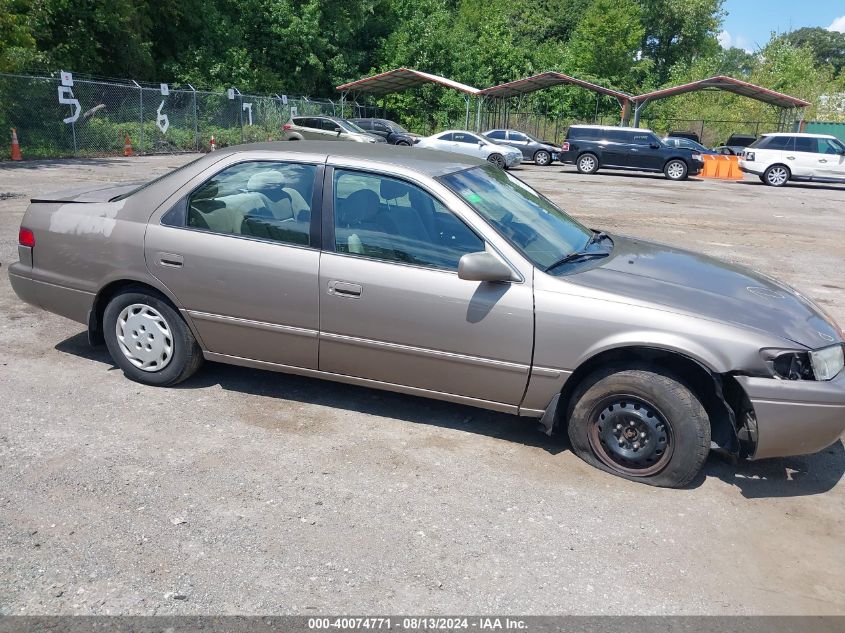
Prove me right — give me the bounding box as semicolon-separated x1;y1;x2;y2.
57;330;845;497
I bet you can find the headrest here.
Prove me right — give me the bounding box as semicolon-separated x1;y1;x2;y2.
342;189;380;224
247;170;285;191
380;178;410;201
194;183;218;199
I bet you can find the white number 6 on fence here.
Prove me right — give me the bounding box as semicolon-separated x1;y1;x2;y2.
156;101;170;134
57;86;81;124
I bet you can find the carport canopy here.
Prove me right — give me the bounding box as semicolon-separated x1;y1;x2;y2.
336;67;480;96
630;75;810;126
479;71;631;106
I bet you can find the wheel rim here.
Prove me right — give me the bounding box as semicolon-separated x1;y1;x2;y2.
587;396;674;477
667;161;685;179
115;303;174;372
767;166;788;185
536;151;550;165
488;154;505;168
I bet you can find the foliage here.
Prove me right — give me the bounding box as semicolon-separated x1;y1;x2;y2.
1;0;843;148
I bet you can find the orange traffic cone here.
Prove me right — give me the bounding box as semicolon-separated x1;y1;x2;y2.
123;133;133;157
10;128;22;161
210;135;216;151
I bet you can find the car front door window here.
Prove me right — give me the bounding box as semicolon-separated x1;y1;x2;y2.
332;169;483;270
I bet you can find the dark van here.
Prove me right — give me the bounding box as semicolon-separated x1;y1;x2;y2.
560;125;704;181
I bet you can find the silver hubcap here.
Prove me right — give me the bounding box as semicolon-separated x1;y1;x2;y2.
536;152;549;165
667;161;685;179
116;304;173;372
579;156;595;172
768;167;788;185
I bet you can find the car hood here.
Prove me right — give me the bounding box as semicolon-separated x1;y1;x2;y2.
563;236;843;349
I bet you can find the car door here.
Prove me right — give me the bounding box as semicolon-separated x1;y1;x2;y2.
597;129;631;167
629;131;665;170
452;132;487;159
317;118;346;141
371;121;392;142
507;131;533;159
318;166;534;406
787;136;821;177
817;137;845;180
145;157;323;369
295;118;322;140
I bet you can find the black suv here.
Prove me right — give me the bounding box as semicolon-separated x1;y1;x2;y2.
560;125;704;180
351;118;419;145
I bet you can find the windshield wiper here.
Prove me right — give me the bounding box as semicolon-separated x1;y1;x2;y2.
544;231;611;272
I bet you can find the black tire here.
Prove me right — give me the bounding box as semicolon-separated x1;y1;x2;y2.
576;152;599;174
763;164;790;187
103;288;203;387
566;364;710;488
534;150;552;166
396;140;411;146
487;153;505;169
664;159;688;181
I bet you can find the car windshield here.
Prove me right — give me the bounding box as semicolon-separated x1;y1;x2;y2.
338;119;368;134
439;165;593;270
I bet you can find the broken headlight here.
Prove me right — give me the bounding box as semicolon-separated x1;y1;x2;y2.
764;345;845;381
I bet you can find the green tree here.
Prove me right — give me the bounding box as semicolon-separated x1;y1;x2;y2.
783;27;845;76
0;0;44;72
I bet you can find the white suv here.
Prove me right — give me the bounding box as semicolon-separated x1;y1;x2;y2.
739;133;845;186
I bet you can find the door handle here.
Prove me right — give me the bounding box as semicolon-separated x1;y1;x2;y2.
328;280;362;298
819;159;828;163
786;156;795;160
158;252;183;268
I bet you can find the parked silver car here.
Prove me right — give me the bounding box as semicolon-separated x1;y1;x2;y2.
9;142;845;487
282;116;386;143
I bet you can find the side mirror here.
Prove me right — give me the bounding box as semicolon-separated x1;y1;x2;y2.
478;140;485;147
458;251;514;282
334;127;342;134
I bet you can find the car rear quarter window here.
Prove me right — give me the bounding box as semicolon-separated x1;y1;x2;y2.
436;132;454;141
184;161;317;247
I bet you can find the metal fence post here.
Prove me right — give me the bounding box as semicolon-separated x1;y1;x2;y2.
188;84;198;151
133;80;143;152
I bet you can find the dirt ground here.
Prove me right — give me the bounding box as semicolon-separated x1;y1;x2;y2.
0;154;843;616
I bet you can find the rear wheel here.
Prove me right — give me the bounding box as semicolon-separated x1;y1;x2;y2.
763;164;790;187
396;140;411;146
576;153;599;174
566;365;710;488
534;150;552;166
103;289;203;386
664;159;688;181
487;153;506;169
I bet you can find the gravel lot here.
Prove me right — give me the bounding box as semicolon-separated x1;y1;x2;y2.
1;154;843;616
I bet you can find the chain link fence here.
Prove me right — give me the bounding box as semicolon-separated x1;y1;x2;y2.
0;72;382;159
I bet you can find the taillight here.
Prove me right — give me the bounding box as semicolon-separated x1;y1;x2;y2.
283;123;292;131
19;227;35;247
561;142;570;151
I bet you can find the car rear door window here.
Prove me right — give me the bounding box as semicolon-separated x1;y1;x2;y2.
793;137;819;153
509;132;529;142
186;161;317;247
607;130;630;143
487;130;506;140
332;169;483;270
762;136;795;151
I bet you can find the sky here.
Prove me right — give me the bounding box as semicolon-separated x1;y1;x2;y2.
719;0;845;52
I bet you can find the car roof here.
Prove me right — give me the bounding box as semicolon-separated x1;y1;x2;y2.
218;141;484;177
760;132;837;139
569;124;655;133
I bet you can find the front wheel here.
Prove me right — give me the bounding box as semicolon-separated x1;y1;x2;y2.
534;150;552;166
396;140;411;146
103;289;203;386
566;365;711;488
664;159;688;181
576;153;599;174
487;153;505;169
763;164;790;187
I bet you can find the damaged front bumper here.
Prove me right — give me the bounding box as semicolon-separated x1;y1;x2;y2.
736;370;845;460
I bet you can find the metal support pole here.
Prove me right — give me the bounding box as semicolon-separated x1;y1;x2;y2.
464;95;471;130
632;100;647;128
475;97;482;132
188;84;198;151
